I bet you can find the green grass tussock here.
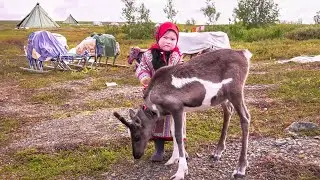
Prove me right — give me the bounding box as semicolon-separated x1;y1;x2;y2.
0;117;19;145
0;145;131;179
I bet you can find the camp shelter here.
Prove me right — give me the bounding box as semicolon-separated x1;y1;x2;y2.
93;21;103;26
63;14;78;24
110;22;120;26
17;2;60;29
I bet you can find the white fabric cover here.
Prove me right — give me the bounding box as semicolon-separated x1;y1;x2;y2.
278;56;320;64
52;33;68;49
177;31;231;54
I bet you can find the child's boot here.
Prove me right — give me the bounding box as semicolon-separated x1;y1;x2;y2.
150;139;165;162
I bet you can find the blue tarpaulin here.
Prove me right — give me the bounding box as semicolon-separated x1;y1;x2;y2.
26;31;67;62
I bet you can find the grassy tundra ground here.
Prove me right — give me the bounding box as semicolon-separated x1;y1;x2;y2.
0;22;319;179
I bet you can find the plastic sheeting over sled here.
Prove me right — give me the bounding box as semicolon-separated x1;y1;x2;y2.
20;31;122;73
20;31;73;73
178;31;231;56
73;33;121;68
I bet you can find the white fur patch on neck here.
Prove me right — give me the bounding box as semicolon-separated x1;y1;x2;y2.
171;75;232;106
152;104;161;117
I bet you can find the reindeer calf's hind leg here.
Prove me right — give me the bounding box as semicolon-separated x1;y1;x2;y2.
230;97;250;178
212;101;234;161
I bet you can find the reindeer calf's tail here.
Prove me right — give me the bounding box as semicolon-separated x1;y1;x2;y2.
242;49;252;61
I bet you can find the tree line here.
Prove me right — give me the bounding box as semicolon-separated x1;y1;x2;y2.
122;0;320;28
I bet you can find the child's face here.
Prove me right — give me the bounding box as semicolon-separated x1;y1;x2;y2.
158;30;178;51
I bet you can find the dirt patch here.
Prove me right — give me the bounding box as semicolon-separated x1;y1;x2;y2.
5;108;131;152
0;80;59;120
35;78;143;110
244;84;277;109
0;78;142;154
0;77;142;118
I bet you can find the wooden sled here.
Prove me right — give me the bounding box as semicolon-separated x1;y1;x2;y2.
19;67;50;73
20;57;77;73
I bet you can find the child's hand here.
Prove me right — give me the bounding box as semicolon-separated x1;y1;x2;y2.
140;77;151;86
140;77;150;94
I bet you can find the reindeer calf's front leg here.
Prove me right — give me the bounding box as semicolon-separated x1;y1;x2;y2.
165;126;179;165
170;112;188;180
166;116;188;166
165;135;189;166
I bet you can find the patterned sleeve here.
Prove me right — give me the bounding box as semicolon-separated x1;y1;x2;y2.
136;51;152;81
171;51;183;65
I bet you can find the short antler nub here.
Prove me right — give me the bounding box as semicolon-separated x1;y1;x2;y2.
113;112;121;119
113;112;132;128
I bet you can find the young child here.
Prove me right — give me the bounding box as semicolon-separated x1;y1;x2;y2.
135;22;186;162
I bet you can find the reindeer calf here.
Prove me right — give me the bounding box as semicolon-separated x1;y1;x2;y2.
114;48;252;180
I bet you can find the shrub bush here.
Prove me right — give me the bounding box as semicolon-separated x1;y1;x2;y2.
122;23;156;40
104;25;123;37
285;26;320;40
204;23;303;42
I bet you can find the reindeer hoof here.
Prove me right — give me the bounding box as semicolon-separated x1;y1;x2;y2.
232;170;246;179
210;154;221;161
170;171;187;180
170;175;184;180
233;173;246;179
165;157;179;165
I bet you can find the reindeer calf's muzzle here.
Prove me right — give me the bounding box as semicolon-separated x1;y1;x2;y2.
133;152;143;159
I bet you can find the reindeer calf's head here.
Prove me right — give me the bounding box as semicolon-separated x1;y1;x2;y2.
113;108;157;159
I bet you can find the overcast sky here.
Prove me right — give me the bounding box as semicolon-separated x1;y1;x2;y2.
0;0;319;24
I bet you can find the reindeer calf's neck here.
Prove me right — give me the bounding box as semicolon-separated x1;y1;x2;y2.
143;49;250;115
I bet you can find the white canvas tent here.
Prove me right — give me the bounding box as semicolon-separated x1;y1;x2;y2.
17;3;60;29
110;22;120;26
93;21;103;26
63;14;78;24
